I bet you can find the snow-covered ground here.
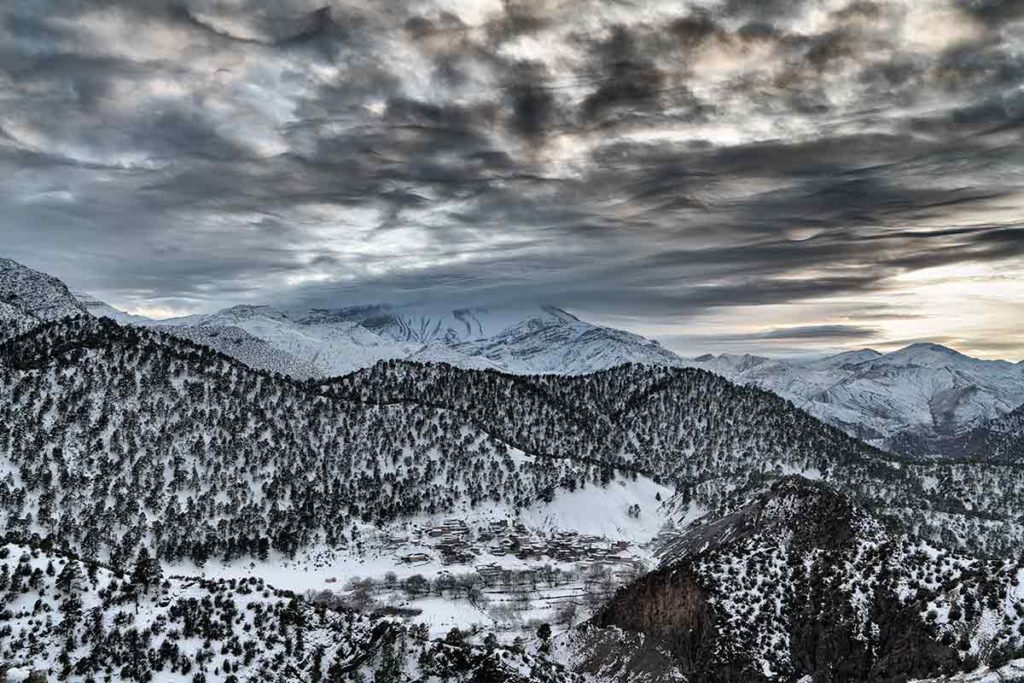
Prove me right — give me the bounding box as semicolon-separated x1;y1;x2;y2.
171;476;673;640
909;659;1024;682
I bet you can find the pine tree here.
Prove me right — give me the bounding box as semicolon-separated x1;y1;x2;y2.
537;622;553;654
56;559;83;595
132;546;163;594
374;636;404;683
309;646;325;682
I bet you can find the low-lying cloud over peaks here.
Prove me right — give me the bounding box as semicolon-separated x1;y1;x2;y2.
2;0;1022;357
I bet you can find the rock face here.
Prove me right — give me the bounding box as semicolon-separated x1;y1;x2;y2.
0;258;88;340
588;567;719;678
585;478;1024;682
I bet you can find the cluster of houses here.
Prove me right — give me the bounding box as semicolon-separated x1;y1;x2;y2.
395;518;634;566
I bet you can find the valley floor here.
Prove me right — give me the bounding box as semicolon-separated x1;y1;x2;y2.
169;476;673;642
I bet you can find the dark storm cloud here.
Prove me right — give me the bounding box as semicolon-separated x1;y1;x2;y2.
1;0;1023;353
581;25;664;121
506;61;555;140
669;11;720;46
755;324;880;340
656;323;880;358
959;0;1024;25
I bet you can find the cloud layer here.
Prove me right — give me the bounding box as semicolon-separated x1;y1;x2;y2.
1;0;1022;357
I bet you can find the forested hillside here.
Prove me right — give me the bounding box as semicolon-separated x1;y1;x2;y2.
327;362;1024;556
582;478;1024;682
0;537;573;682
0;319;609;566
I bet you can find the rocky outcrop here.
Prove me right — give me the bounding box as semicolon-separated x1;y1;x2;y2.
586;478;1018;682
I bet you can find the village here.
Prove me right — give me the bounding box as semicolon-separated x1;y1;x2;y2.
306;516;652;639
397;518;634;566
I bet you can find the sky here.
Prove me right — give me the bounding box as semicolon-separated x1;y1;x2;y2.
1;0;1022;359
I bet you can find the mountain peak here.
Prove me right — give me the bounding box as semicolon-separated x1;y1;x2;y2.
879;341;973;366
537;304;581;323
832;347;881;360
900;341;962;355
691;352;772;374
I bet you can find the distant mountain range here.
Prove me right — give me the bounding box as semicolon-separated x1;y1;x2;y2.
83;300;687;377
2;256;1023;460
692;347;1024;456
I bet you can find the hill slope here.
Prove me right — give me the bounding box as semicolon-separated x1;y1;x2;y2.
578;477;1024;682
0;318;614;566
0;258;88;340
0;538;573;682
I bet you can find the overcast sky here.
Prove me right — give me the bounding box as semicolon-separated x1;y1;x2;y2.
2;0;1022;358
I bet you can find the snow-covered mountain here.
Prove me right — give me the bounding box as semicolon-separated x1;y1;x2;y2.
73;290;150;325
114;301;687;377
0;258;88;340
338;305;684;374
692;344;1024;457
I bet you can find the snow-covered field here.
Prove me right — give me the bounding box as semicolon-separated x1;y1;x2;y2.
171;476;672;640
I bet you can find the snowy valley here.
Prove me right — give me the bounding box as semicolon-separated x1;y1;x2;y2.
2;257;1024;681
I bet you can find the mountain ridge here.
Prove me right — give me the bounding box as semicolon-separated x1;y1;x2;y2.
692;344;1024;457
81;292;688;377
2;254;1019;460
